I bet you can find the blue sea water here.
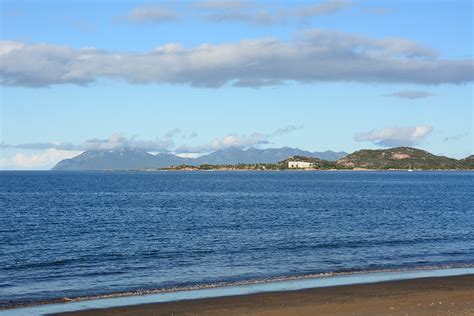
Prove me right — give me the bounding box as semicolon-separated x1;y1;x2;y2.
0;171;473;308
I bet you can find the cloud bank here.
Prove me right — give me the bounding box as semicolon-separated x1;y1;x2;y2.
174;124;304;153
1;125;302;169
1;125;302;156
354;126;433;147
0;149;81;170
174;133;269;153
1;29;472;88
1;132;179;152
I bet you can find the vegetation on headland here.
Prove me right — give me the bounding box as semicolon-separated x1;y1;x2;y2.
157;156;339;171
159;147;474;171
159;162;286;171
461;155;474;169
335;147;468;170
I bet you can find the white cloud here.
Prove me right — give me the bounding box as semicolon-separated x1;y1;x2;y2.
289;0;352;18
175;133;268;153
1;125;301;158
1;29;471;88
0;149;81;170
299;29;438;58
354;126;433;147
175;124;303;153
1;125;303;168
212;133;267;148
198;0;351;24
80;134;175;152
0;40;24;55
125;1;350;26
270;124;304;137
0;131;184;169
126;6;179;23
174;152;201;159
384;90;434;99
0;131;181;152
204;11;280;24
194;0;249;10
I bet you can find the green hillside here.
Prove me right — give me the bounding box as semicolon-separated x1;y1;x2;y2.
335;147;466;170
460;155;474;168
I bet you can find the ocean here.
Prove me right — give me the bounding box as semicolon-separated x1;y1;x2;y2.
1;171;473;308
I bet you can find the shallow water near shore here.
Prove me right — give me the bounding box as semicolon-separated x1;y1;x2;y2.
1;267;473;315
1;171;473;309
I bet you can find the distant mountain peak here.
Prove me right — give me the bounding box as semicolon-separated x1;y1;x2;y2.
53;148;190;170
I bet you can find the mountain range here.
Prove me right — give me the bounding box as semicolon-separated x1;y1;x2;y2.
52;147;348;170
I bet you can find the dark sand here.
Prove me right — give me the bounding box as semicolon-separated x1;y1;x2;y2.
55;275;474;316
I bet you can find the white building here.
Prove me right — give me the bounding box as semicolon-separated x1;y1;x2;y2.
288;161;314;169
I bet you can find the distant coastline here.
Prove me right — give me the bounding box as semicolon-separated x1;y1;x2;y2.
141;146;474;171
52;146;474;171
137;167;474;172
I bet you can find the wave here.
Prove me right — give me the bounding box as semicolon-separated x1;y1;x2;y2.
3;263;474;310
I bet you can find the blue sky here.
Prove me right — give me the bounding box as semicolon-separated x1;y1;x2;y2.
0;0;473;169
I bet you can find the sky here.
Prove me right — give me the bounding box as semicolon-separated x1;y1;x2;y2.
0;0;473;169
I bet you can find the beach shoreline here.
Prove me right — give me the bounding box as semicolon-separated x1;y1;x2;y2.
56;274;474;316
2;268;473;315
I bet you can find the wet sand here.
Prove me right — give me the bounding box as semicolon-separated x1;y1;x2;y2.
55;274;474;315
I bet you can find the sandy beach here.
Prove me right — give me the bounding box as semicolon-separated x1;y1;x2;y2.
55;274;474;316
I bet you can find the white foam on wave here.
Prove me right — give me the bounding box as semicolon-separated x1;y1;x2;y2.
1;266;474;316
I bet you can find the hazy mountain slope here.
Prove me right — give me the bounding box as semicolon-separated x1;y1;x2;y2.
52;148;191;170
312;150;348;161
195;147;347;165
